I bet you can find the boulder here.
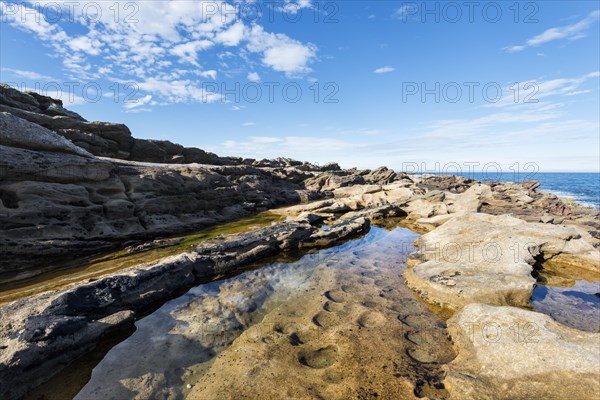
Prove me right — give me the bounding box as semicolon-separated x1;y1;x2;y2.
333;184;381;198
445;183;492;213
339;204;406;220
363;166;397;184
404;194;449;219
299;217;370;248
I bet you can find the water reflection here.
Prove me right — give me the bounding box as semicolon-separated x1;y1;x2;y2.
532;280;600;332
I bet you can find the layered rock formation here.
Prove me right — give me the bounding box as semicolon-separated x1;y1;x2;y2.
0;86;401;282
0;84;235;164
0;120;312;280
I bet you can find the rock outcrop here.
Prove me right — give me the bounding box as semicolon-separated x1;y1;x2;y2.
446;304;600;400
404;212;599;311
0;84;235;164
272;179;599;400
0;137;318;280
2;87;411;281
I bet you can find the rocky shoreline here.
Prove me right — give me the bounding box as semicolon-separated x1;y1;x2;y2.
1;86;599;399
268;179;600;399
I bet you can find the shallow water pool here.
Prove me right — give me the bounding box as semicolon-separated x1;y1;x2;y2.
36;224;455;400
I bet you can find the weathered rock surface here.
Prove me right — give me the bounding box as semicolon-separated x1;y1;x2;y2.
445;304;600;400
415;174;600;226
273;181;415;219
405;213;599;311
403;183;492;220
299;217;370;248
0;144;321;279
0;112;91;157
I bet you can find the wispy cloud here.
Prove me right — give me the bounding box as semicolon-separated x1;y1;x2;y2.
1;67;56;81
242;122;256;126
484;71;600;108
124;94;155;110
505;10;600;52
374;66;395;74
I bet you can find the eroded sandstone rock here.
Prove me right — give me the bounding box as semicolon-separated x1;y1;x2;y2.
405;213;599;311
445;304;600;400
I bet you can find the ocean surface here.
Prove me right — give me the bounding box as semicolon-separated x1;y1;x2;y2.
448;172;600;210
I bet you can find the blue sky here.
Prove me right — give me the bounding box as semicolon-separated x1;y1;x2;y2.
1;1;599;172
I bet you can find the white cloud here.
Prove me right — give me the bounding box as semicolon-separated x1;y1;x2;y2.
124;94;154;110
279;0;313;14
68;36;101;56
215;22;246;46
134;77;222;103
247;72;261;82
198;70;218;80
247;25;317;76
393;4;419;21
242;122;256;126
374;66;395;74
1;0;318;107
170;40;214;66
295;0;313;9
124;107;153;113
505;10;600;52
565;90;591;96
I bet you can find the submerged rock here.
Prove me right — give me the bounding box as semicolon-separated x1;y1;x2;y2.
0;217;373;399
299;345;339;369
